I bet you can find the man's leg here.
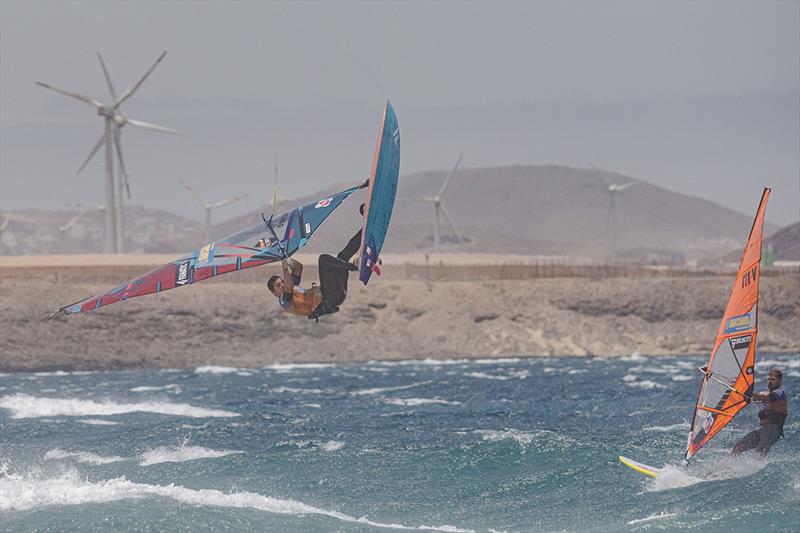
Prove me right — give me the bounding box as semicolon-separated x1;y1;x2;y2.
337;229;362;263
318;254;350;309
755;425;782;456
731;429;760;456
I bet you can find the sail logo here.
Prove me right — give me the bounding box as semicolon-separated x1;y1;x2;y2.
196;244;214;267
741;266;757;289
392;127;399;145
305;223;312;234
702;413;714;434
725;313;751;334
176;261;191;285
730;335;752;350
315;198;332;209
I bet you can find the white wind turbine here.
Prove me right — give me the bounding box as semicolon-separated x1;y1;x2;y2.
60;203;104;234
606;180;640;263
401;153;465;252
37;51;182;254
0;212;19;254
177;179;249;243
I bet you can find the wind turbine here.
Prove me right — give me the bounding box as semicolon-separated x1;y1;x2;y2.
0;212;18;254
60;203;104;234
36;51;182;254
606;180;640;263
400;153;465;252
177;179;249;243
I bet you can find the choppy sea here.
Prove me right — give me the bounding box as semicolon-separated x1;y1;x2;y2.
1;354;798;532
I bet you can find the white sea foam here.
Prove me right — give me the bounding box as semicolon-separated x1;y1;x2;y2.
622;374;637;382
194;366;242;374
139;445;243;466
0;470;472;531
756;358;799;369
384;398;462;407
130;384;181;393
627;512;678;525
465;370;529;381
473;358;522;365
474;429;569;449
464;372;511;381
301;403;322;409
643;422;690;432
625;380;667;390
265;363;336;372
671;375;693;381
350;381;431;396
78;419;120;426
45;448;126;465
320;441;344;452
272;387;325;394
649;456;767;492
0;394;239;419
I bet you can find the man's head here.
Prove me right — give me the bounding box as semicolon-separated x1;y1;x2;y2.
267;275;284;298
767;369;783;391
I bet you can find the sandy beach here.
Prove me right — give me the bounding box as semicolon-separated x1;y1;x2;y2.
1;255;797;372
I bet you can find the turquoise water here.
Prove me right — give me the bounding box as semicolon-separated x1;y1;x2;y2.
1;355;798;532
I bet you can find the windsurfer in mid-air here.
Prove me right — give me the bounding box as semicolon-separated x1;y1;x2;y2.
265;204;365;320
731;369;788;457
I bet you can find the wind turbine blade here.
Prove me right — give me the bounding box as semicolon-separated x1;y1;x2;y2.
35;82;103;108
397;197;431;202
96;52;118;103
177;178;208;206
616;181;640;192
60;212;85;232
439;204;465;243
113;126;131;198
437;152;463;198
126;118;184;135
115;51;167;108
209;193;249;209
76;133;106;175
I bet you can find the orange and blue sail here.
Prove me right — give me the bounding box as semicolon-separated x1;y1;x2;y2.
359;101;400;285
685;188;771;461
47;184;364;319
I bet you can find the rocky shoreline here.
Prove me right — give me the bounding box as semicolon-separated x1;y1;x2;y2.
1;262;797;372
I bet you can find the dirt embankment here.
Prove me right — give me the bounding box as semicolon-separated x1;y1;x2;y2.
1;263;797;372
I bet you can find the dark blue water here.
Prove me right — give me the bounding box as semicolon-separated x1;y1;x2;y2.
1;355;798;532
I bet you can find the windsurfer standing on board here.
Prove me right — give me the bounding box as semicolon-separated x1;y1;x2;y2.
731;369;788;457
265;203;365;320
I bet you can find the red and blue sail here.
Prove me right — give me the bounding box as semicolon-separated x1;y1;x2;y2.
48;184;364;318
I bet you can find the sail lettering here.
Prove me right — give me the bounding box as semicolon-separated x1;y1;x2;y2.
741;265;758;289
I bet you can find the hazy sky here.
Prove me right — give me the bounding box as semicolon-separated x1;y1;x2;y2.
2;1;798;225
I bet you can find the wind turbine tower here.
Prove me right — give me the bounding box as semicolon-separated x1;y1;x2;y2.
37;51;182;253
177;179;249;243
607;180;640;263
401;154;465;252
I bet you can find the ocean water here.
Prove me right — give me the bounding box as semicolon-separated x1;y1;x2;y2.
1;354;798;532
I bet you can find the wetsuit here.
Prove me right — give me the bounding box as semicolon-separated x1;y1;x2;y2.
279;229;362;319
731;385;788;456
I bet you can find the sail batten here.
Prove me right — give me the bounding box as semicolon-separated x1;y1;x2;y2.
685;188;771;461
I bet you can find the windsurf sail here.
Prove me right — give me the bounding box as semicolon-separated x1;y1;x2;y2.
359;100;400;285
46;183;365;319
685;188;771;462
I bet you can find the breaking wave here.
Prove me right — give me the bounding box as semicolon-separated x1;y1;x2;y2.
385;398;461;406
139;445;243;466
350;381;431;396
45;449;126;465
0;469;471;531
0;394;239;419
